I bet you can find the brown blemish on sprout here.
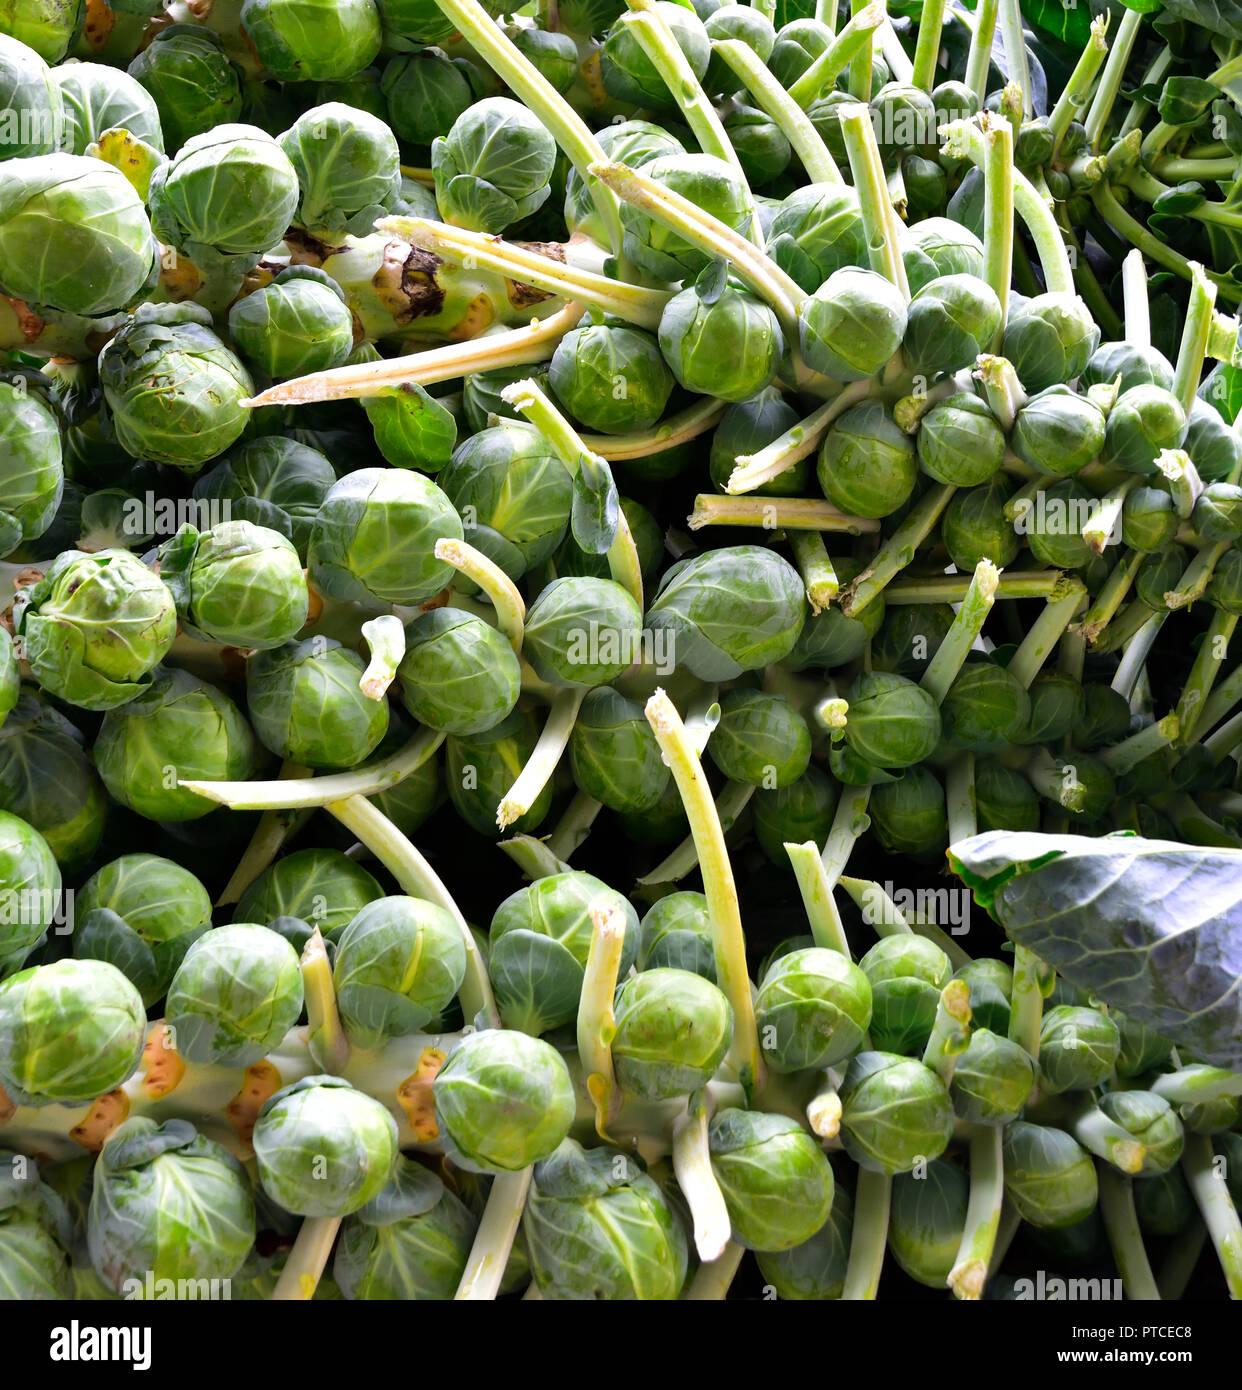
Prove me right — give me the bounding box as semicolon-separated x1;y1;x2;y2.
449;293;495;340
70;1090;130;1151
141;1022;186;1098
80;0;116;49
397;1047;447;1142
5;296;45;345
226;1060;283;1157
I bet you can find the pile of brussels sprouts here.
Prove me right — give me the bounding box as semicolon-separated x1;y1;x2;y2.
0;0;1241;1304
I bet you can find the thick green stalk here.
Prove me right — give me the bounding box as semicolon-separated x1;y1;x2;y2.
1175;611;1238;746
688;495;880;534
673;1091;732;1262
922;980;972;1085
1053;1096;1146;1174
683;1243;746;1299
584;397;726;460
1098;1167;1161;1300
789;1;886;108
785;842;853;957
1083;6;1144;151
271;1217;342;1301
1081;479;1139;556
949;1125;1004;1300
981;114;1014;343
435;540;526;653
1097;713;1179;774
1006;581;1088;688
920;560;1000;703
964;0;1000;107
842;1167;891;1300
840;484;957;617
1078;548;1143;645
839;104;910;299
1008;944;1046;1060
1048;14;1110;156
884;571;1064;604
456;1170;533;1301
1181;1133;1242;1299
577;900;627;1133
301;928;349;1077
975;355;1027;430
1194;661;1242;738
1151;1066;1242;1107
820;783;872;886
790;530;839;612
547;789;603;862
1166;542;1230;611
1173;265;1219;416
911;0;947;93
997;0;1031;117
727;381;871;495
498;688;586;831
498;833;572;880
945;753;977;846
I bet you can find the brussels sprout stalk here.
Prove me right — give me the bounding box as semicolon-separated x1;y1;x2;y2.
645;690;764;1096
787;1;886;108
1005;580;1088;688
883;572;1067;604
981;114;1013;345
1081;482;1141;558
919;560;1000;704
1082;6;1144;152
688;495;879;534
1047;14;1110;158
271;1216;343;1301
842;1167;891;1300
820;784;872;887
673;1090;732;1262
921;980;972;1085
839;876;972;970
973;355;1026;431
727;382;873;495
1097;1166;1162;1301
784;843;853;957
945;754;977;845
1158;1222;1208;1301
1174;612;1238;746
547;790;605;862
302;927;349;1077
577;901;627;1133
582;397;728;460
498;688;587;831
359;616;406;701
1180;1133;1242;1299
1150;1066;1242;1107
911;0;947;93
456;1169;534;1301
683;1242;747;1299
963;0;1000;106
1096;713;1179;774
838;105;910;300
948;1125;1004;1300
217;766;315;905
807;1077;843;1138
637;781;755;887
1036;1094;1146;1174
1173;267;1219;417
789;532;840;611
996;0;1031;118
1165;542;1231;611
434;540;526;654
1008;945;1049;1061
839;484;956;616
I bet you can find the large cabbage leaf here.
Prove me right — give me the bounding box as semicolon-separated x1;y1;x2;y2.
947;831;1242;1068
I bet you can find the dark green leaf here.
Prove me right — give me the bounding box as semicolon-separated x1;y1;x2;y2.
571;453;620;555
1200;362;1242;424
1152;181;1206;215
1158;0;1242;38
1158;78;1221;127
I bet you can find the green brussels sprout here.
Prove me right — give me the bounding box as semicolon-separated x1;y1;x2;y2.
721;103;791;186
941;660;1032;754
506;22;577;92
564;120;684;242
0;37;61;159
0;809;60;977
917;393;1005;487
396;607;519;736
888;1159;969;1288
524;1138;688;1299
1112;1008;1175;1079
768;17;831;86
611;967;732;1098
432;96;555;234
439;423;571;582
165;924;303;1067
839;1051;955;1175
241;0;381;82
1209;548;1242;614
309;467;460;606
0;379;62;557
703;3;775;89
1010;385;1106;478
95;666;256;823
569;686;670;813
53;59;164;156
1192;482;1242;543
15;548;175;710
1185;395;1242;483
127;24;244;154
236;848;383;940
1120;485;1179;553
1018;671;1085;748
709;387;808;496
435;1029;575;1173
1079;340;1175;397
334;1154;476;1300
1037;1005;1121;1094
0;958;144;1105
619;153;752;282
99;302;253;470
333;896;466;1048
192;436;335;560
159;520;308;651
1014;478;1095;570
903;274;1003;379
900;216;984;296
522;576;642;687
1099;384;1188;475
601;0;709;108
755;946;871;1072
488;870;639;1035
659;282;783;403
709;1108;835;1250
1002;1121;1098;1228
87;1118;254;1295
708;690;811;788
766;182;865;294
798;267;906;383
1133;1168;1195;1238
0;153;157;316
858;935;952;1056
1136;545;1188;612
950;1029;1035;1124
1181;1093;1240;1136
279;101;400;238
952;958;1012;1035
818;402;918;519
941;475;1020;571
254;1074;398;1217
247;637;388;770
549;322;673;436
783;559;883;670
842;670;941;771
638;891;714;979
1001;292;1099;395
869;766;947;856
871;603;955;680
755;1179;852;1299
229;269;354;381
1098;1091;1183;1176
752;764;839;865
73;854;210;1008
0;1170;69;1297
459;361;548;435
646;545;805;680
380;49;484;147
376;0;457;46
446;707;553;837
1077;683;1130;750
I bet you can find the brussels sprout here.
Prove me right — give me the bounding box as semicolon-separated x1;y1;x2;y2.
659;282;783;404
73;854;210;1007
601;1;709;108
941;475;1020;571
754;1180;851;1299
381;49;483;146
333;1154;476;1300
766;182;866;294
395;608;519;737
1077;683;1130;750
1192;482;1242;543
709;387;806;496
1015;479;1096;570
1010;385;1106;478
1002;1121;1098;1228
1210;548;1242;614
87;1118;254;1295
549;323;673;436
309;467;460;606
903;274;1003;379
1133;1168;1195;1238
1079;340;1175;397
709;1109;834;1250
839;1051;955;1174
1098;1091;1183;1176
843;670;942;771
99;302;253;470
0;380;62;558
888;1159;969;1288
869;766;947;856
522;576;642;687
752;764;839;864
818;402;918;519
279;101;400;238
241;0;381;82
431;96;555;234
192;436;335;560
1112;1009;1175;1079
941;660;1032;754
0;958;144;1105
1120;485;1179;553
755;946;871;1073
0;35;62;159
523;1138;688;1299
1136;545;1189;612
502;22;576;92
858;935;952;1056
0;152;158;317
721;103;791;186
610;968;732;1099
708;690;811;789
235;848;383;940
620;153;752;282
1001;292;1100;395
917;393;1005;487
15;548;175;710
1100;385;1188;475
53;59;163;156
438;423;571;582
871;603;955;679
703;3;774;91
488;870;639;1035
950;1029;1035;1124
768;17;831;86
0;809;60;977
783;559;883;670
446;707;553;837
247;637;388;771
646;545;806;680
797;267;906;384
564;120;684;242
253;1074;398;1217
1185;395;1242;483
948;959;1010;1035
435;1030;574;1173
569;687;670;814
94;666;256;823
1037;1005;1121;1094
900;216;985;296
1016;671;1084;749
229;269;354;381
1181;1094;1240;1136
127;24;244;153
638;891;714;980
0;1205;69;1298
